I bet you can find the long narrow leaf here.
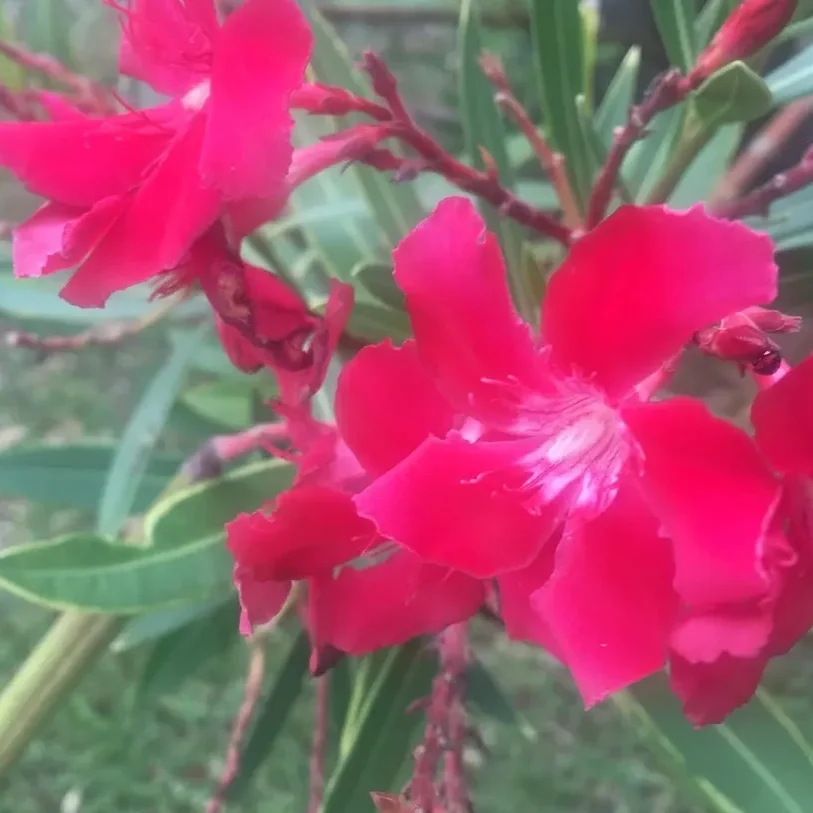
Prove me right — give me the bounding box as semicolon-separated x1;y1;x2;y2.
618;677;813;813
529;0;592;207
97;325;206;536
651;0;698;74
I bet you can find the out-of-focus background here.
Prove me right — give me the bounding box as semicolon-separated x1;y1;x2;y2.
1;1;813;811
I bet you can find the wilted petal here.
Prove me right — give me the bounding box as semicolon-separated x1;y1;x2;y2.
669;653;765;726
234;564;291;636
355;434;561;578
543;206;777;400
0;113;174;206
308;549;484;655
227;485;376;582
336;340;457;476
753;354;813;477
393;197;539;418
115;0;218;96
201;0;312;199
532;478;676;707
625;397;780;606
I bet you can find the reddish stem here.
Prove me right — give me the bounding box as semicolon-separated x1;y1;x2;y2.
710;147;813;220
407;623;472;813
206;641;266;813
360;52;571;245
308;674;330;813
585;69;685;229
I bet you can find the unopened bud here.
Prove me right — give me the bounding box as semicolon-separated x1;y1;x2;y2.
736;306;802;334
696;322;783;375
688;0;797;87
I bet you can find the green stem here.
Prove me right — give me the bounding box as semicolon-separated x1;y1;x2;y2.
645;122;714;205
0;611;125;774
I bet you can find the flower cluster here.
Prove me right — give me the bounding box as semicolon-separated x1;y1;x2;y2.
1;0;811;730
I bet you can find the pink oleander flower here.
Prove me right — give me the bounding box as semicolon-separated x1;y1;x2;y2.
672;355;813;724
335;196;782;706
226;407;484;656
1;0;311;306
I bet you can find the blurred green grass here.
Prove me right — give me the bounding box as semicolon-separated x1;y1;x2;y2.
0;335;705;812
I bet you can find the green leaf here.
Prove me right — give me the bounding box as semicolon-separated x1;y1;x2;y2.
766;43;813;105
0;10;24;89
467;660;536;742
97;324;207;536
136;599;240;701
0;443;181;512
695;0;738;48
529;0;592;208
0;532;233;613
458;0;532;322
168;330;245;378
112;597;231;651
228;631;310;800
0;459;292;613
145;458;293;551
694;62;773;128
651;0;698;74
323;640;433;813
335;299;411;344
668;123;743;207
352;261;405;311
595;46;641;150
24;0;73;69
625;106;685;202
181;379;260;431
303;8;424;247
618;677;813;813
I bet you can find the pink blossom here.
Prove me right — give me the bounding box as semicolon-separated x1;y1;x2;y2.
2;0;312;306
338;197;782;705
226;407;484;655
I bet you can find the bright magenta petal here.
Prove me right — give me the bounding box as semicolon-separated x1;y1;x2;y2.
336;340;457;476
532;478;676;707
227;485;376;582
116;0;217;96
308;549;484;655
753;354;813;477
0;113;173;206
669;654;765;726
234;565;290;636
393;197;539;417
543;206;777;400
13;197;127;284
355;434;561;578
60;114;221;307
201;0;311;200
497;542;564;658
625;397;780;606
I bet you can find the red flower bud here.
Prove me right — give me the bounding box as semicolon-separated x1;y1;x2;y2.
689;0;797;86
696;322;783;374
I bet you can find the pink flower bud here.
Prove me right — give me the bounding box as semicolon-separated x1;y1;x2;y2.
689;0;797;86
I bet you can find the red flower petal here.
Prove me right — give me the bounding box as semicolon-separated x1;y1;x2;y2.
497;541;564;658
752;354;813;477
355;434;561;578
543;206;777;400
532;478;676;707
227;485;376;582
336;340;457;476
115;0;218;96
624;397;780;606
200;0;312;200
308;549;484;655
60;114;221;307
12;200;122;279
0;113;173;206
670;605;773;664
393;197;539;418
234;565;291;636
669;653;765;726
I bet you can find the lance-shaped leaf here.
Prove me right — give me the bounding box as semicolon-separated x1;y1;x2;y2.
618;676;813;813
651;0;699;74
